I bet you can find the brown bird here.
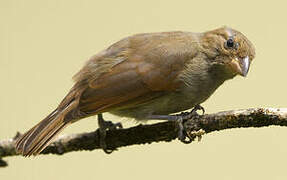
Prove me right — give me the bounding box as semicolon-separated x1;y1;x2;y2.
15;26;255;156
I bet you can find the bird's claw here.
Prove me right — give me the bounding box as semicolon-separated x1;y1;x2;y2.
177;117;193;144
193;104;205;115
98;114;123;154
176;105;205;144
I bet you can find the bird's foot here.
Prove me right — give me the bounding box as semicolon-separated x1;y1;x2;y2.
145;105;205;144
175;105;205;144
97;114;123;154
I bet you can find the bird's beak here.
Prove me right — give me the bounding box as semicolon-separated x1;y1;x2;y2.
229;56;250;77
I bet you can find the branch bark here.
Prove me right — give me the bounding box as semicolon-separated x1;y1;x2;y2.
1;108;287;167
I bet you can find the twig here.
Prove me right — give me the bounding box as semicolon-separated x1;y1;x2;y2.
1;108;287;167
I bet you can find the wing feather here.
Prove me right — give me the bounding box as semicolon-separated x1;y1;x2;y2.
74;31;198;115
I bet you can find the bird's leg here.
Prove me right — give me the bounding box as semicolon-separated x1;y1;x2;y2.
97;113;123;154
148;105;205;144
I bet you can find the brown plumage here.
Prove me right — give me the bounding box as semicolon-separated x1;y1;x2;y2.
15;27;255;156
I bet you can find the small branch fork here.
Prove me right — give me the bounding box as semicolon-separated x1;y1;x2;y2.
1;108;287;167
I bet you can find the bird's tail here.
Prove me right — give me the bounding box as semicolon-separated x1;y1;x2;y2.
15;99;78;156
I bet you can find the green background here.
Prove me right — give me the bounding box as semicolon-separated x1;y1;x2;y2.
1;0;286;179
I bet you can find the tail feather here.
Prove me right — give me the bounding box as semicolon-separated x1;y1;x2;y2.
15;101;77;156
26;123;68;156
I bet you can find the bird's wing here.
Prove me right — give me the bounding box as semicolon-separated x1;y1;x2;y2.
72;32;198;115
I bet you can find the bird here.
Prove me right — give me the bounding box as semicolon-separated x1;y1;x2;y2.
15;26;256;156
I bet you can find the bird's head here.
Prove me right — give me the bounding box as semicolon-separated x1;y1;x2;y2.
201;26;256;78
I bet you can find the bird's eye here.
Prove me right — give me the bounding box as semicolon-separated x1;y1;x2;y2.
225;38;234;49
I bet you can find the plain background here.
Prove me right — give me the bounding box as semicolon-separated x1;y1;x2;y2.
1;0;286;179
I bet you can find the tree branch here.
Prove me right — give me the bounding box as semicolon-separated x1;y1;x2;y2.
1;108;287;167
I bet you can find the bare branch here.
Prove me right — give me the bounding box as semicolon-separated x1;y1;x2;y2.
1;108;287;167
